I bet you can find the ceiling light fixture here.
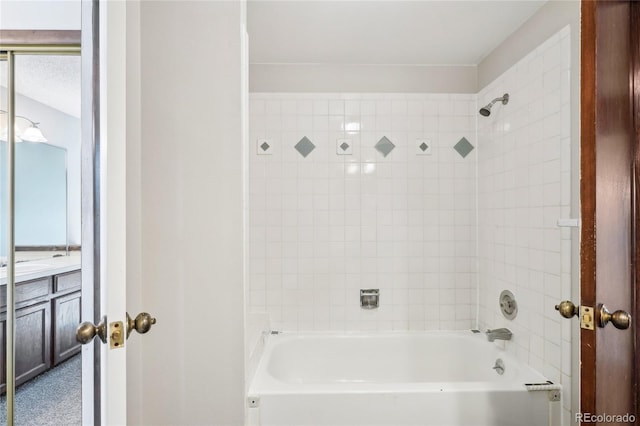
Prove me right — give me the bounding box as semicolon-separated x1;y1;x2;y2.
0;109;48;142
0;126;22;143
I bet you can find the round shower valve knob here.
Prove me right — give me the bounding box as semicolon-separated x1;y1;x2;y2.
499;290;518;320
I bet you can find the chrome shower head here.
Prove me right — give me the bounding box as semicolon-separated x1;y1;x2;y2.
479;93;509;117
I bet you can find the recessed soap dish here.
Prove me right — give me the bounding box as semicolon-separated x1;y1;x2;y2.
360;289;379;309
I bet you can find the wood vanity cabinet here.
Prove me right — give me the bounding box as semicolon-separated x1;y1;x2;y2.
52;270;82;365
0;269;81;394
0;300;51;394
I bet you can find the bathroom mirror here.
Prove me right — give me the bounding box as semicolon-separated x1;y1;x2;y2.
0;141;68;259
0;53;80;264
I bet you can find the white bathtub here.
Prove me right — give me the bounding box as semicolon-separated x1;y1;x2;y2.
248;332;561;426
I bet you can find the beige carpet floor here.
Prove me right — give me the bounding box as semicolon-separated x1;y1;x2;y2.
0;354;81;425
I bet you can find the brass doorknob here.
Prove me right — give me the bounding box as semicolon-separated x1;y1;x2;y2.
598;304;631;329
555;301;578;319
126;312;157;339
76;316;107;344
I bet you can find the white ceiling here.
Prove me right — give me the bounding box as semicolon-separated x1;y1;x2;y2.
1;55;81;118
17;55;80;118
248;0;546;66
3;1;544;116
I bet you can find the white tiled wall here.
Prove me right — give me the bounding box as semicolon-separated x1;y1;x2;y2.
248;93;477;332
476;26;572;418
247;24;574;420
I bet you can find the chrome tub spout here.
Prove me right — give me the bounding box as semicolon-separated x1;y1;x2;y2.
486;328;512;342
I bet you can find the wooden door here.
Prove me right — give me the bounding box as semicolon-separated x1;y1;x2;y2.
581;0;638;422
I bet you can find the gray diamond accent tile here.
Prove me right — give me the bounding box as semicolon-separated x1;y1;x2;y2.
419;142;429;152
260;142;270;151
375;136;395;157
454;137;474;158
340;142;350;151
295;136;316;158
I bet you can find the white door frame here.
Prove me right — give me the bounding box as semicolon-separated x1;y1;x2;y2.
80;0;99;423
81;1;129;424
99;1;128;424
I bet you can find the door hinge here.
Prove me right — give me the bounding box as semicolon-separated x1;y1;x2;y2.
580;306;594;330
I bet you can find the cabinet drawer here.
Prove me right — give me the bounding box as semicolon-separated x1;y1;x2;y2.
54;270;81;293
0;277;51;309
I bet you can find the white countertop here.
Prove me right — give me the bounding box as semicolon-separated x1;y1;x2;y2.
0;252;82;285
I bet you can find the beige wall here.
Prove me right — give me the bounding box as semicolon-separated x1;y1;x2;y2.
127;2;246;424
126;0;143;424
252;1;580;96
478;0;580;89
250;63;477;93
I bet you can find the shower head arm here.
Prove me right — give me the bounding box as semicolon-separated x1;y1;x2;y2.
488;93;509;107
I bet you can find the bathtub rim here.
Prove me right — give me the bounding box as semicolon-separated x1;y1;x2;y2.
249;330;552;396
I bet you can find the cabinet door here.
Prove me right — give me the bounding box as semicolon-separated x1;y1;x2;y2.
0;301;51;393
52;291;82;365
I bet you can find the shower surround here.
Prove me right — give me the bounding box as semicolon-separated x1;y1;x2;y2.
247;24;573;424
477;26;572;416
248;93;478;332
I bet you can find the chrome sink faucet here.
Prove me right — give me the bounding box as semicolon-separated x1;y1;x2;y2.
486;328;512;342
